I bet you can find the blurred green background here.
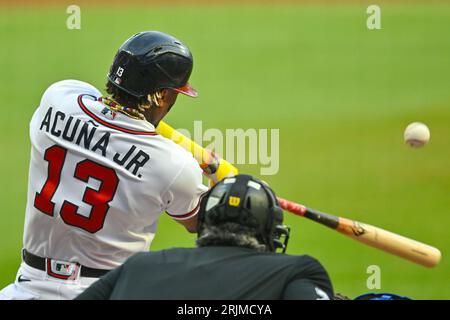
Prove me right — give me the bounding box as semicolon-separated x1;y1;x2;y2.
0;1;449;299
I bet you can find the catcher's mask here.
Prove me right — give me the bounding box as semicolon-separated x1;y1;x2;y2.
197;174;290;253
108;31;197;99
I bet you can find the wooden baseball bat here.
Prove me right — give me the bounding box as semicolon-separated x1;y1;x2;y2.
276;198;441;268
157;121;442;268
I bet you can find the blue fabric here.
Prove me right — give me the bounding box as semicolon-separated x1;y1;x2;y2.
354;292;411;300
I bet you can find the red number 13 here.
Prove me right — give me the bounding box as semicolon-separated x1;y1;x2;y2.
34;145;119;233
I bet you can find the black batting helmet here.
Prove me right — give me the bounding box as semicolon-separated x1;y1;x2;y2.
197;174;290;252
108;31;197;99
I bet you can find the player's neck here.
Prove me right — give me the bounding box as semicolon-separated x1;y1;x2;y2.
100;96;147;121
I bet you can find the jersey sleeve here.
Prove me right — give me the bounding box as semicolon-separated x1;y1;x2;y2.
164;157;208;221
282;255;334;300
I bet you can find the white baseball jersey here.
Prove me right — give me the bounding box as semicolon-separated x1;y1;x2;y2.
23;79;207;270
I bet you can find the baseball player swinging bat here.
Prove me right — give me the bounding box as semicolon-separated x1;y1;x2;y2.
157;121;442;268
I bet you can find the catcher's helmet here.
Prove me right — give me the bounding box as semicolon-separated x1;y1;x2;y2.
197;174;290;252
108;31;197;99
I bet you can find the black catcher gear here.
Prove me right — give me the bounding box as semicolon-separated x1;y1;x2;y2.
198;174;290;252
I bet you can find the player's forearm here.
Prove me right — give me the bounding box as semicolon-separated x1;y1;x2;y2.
175;215;198;233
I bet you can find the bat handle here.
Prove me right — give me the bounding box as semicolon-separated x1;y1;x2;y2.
201;152;239;186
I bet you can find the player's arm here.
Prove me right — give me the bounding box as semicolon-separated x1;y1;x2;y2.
176;213;199;233
282;256;334;300
164;158;208;233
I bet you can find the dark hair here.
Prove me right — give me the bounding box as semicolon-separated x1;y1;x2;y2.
196;223;267;251
106;81;149;108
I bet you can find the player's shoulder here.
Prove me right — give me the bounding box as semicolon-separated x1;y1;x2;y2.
283;253;323;266
41;79;101;102
45;79;101;95
284;254;330;278
287;253;321;264
260;252;324;270
123;248;190;266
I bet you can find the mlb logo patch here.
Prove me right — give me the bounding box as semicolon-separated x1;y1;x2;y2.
101;107;117;120
47;259;79;280
56;263;72;274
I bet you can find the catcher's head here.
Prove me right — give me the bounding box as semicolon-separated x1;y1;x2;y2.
197;174;290;253
106;31;197;126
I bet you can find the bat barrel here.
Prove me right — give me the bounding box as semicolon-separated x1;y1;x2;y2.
336;218;442;268
279;197;441;268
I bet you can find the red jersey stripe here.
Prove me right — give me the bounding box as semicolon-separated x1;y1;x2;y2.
77;94;158;136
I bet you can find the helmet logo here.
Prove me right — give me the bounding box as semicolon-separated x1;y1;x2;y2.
228;196;241;207
116;67;124;77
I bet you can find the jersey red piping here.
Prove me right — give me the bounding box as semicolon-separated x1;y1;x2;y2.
166;196;203;220
77;94;158;136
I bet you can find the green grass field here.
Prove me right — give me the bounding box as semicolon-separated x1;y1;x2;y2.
0;3;449;299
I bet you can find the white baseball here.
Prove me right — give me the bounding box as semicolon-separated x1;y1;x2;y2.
404;122;430;147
